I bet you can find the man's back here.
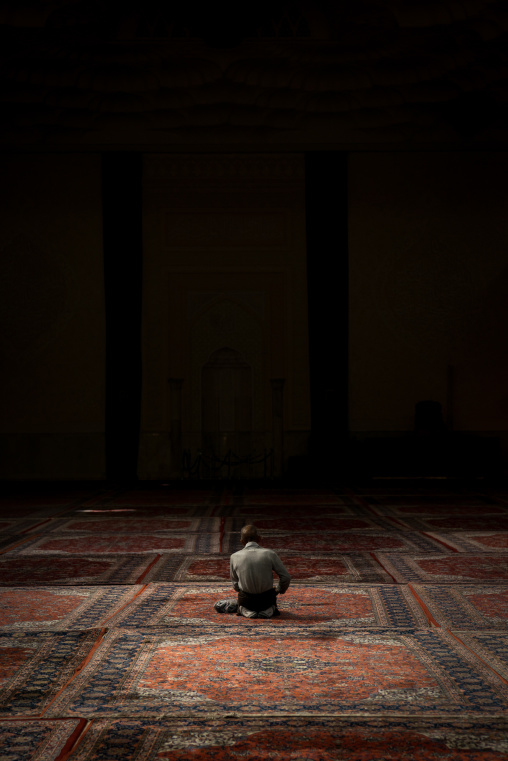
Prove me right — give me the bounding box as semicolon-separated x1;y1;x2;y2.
230;541;291;595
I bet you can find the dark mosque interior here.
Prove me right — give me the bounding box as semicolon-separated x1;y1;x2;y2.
2;2;508;759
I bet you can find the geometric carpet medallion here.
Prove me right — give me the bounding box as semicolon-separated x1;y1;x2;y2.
46;628;508;716
105;584;428;628
54;717;508;761
144;553;394;583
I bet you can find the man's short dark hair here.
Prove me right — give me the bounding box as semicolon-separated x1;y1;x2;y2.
241;524;260;544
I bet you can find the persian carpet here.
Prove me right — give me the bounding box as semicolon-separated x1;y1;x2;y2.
41;517;220;534
222;531;451;554
425;532;508;552
46;627;508;717
224;516;391;532
146;552;394;583
409;585;508;629
369;504;508;517
375;554;508;583
231;503;360;516
366;496;500;506
0;629;102;716
0;554;157;586
449;632;508;681
383;516;508;532
0;718;86;761
9;533;221;555
236;494;350;504
0;586;143;630
104;583;428;628
54;716;508;761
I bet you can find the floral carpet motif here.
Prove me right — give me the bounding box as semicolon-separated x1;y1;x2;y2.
47;627;508;717
105;583;428;628
0;554;156;585
60;717;508;761
151;552;394;583
10;533;221;555
0;630;102;716
0;718;86;761
223;531;449;554
376;554;508;583
0;586;142;630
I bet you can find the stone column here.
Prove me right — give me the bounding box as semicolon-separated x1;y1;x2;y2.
270;379;285;478
168;379;184;476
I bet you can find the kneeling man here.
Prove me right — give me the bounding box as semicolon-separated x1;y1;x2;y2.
219;524;291;619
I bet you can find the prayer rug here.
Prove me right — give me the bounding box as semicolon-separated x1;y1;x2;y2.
224;515;391;532
0;554;156;586
367;496;500;506
9;533;221;555
0;718;86;761
46;627;508;716
230;503;361;516
41;517;220;534
238;494;351;504
385;516;508;531
0;536;28;554
0;629;102;716
0;518;58;534
222;531;451;554
370;504;508;517
426;532;508;552
451;632;508;681
106;583;428;628
56;716;508;761
410;585;508;629
0;586;142;630
375;554;508;583
147;552;394;584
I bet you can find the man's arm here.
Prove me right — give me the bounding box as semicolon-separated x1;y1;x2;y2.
230;556;240;592
271;552;291;594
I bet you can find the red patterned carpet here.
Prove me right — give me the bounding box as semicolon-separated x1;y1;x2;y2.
1;482;508;759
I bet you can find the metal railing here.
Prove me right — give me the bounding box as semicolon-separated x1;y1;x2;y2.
182;447;274;480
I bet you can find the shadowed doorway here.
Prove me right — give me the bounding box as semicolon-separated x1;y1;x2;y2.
201;347;253;463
